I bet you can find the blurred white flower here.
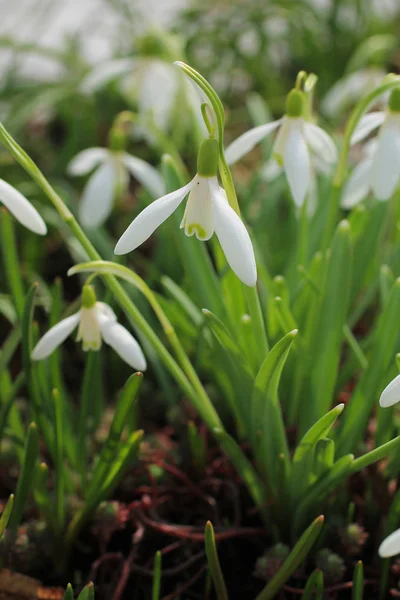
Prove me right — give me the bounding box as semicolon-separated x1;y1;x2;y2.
32;286;146;371
81;57;204;139
322;68;386;119
115;138;257;287
226;90;337;207
0;179;46;235
379;528;400;558
67;147;164;229
379;373;400;408
341;89;400;207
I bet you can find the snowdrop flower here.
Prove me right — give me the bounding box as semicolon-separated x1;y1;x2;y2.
115;138;257;287
80;32;205;141
0;180;46;235
225;89;337;207
379;528;400;558
379;373;400;408
322;68;386;119
342;88;400;207
68;147;164;229
32;285;146;371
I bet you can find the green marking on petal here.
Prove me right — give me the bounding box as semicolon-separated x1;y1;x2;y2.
187;223;207;239
273;153;284;168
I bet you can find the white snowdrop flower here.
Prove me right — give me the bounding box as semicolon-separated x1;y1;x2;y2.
67;147;164;229
341;88;400;208
81;55;205;141
31;285;146;371
379;528;400;558
322;68;386;119
225;89;337;207
0;179;46;235
115;138;257;287
379;373;400;408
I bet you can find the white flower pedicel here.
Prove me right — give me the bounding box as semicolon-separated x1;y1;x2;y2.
32;285;146;371
115;137;257;287
225;88;337;207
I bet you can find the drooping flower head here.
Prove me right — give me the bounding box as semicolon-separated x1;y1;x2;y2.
225;87;337;207
115;137;257;287
341;87;400;208
32;285;146;371
68;143;164;230
0;179;46;235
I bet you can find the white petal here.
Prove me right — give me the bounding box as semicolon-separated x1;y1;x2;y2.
114;180;193;255
304;122;338;164
136;60;178;133
79;162;118;229
379;528;400;558
181;176;214;240
67;148;108;176
225;119;282;165
341;158;372;209
370;122;400;200
350;112;386;145
0;180;47;235
212;187;257;287
284;123;311;207
379;374;400;408
121;153;164;198
80;58;134;94
31;313;80;360
100;320;147;371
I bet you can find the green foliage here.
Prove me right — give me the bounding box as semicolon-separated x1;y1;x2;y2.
1;1;400;597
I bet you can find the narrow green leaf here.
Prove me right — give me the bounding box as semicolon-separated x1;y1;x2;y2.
34;462;57;532
63;584;74;600
0;324;21;379
313;439;335;479
303;220;352;431
8;422;39;533
338;277;400;454
0;495;14;540
152;551;162;600
53;388;65;530
77;582;94;600
301;569;324;600
188;421;206;474
352;561;364;600
252;330;297;502
350;434;400;473
293;455;353;535
291;404;344;503
213;428;265;510
1;209;25;319
87;373;143;499
256;516;325;600
0;372;25;441
204;521;228;600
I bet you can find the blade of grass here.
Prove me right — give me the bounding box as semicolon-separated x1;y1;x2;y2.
256;516;325;600
204;521;228;600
